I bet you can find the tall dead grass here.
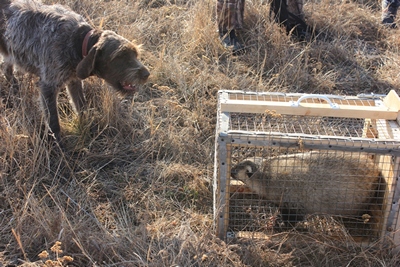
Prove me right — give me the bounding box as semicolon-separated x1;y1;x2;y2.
1;0;400;266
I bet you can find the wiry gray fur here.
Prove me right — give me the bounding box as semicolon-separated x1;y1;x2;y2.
0;0;150;143
231;152;382;222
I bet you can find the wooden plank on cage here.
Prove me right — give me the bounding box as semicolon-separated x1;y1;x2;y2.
228;93;377;107
235;231;371;243
220;100;399;120
236;231;271;239
219;92;231;133
383;90;400;123
373;118;399;239
216;92;232;240
376;154;394;239
380;156;400;245
390;157;400;252
229;180;253;194
223;147;232;240
216;136;231;240
226;90;400;108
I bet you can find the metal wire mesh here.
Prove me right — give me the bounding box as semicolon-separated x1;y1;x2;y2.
228;113;372;137
227;148;393;240
215;91;400;245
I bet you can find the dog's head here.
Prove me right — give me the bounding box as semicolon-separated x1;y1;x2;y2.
76;30;150;92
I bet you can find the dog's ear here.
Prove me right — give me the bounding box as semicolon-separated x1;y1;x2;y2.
76;47;97;79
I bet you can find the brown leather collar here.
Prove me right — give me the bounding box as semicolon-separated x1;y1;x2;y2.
82;29;95;57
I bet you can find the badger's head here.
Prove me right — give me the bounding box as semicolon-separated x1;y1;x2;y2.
231;160;259;182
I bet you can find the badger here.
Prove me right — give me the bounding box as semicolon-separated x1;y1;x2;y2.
231;152;382;223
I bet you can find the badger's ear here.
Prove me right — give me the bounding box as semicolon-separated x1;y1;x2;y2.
76;47;98;79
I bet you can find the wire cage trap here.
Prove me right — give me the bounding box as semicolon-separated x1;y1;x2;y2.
213;90;400;247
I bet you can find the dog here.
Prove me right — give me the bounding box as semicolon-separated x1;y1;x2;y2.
0;0;150;143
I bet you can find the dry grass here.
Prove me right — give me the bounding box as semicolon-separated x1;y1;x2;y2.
1;0;400;266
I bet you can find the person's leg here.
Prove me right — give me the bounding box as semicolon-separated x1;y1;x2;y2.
287;0;305;21
382;0;400;28
216;0;245;53
286;0;308;38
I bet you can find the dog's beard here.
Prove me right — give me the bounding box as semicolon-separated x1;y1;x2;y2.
105;67;147;94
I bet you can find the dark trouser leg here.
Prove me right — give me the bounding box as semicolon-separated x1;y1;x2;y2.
286;0;308;38
382;0;399;28
287;0;305;21
216;0;245;53
216;0;244;33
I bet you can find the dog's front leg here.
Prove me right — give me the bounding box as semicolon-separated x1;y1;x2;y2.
1;58;19;91
66;78;86;114
40;83;62;143
66;78;87;136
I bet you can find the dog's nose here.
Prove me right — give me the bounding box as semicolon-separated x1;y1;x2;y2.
141;68;150;80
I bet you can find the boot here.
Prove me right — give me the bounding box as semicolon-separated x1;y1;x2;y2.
220;30;245;55
382;0;399;28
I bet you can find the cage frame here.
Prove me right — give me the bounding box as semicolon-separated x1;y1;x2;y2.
213;89;400;248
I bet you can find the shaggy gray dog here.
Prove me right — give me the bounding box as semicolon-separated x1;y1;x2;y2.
0;0;150;143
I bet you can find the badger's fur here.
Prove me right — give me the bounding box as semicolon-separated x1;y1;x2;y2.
231;152;381;221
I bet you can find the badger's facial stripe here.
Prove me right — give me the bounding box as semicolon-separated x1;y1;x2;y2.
245;165;255;178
